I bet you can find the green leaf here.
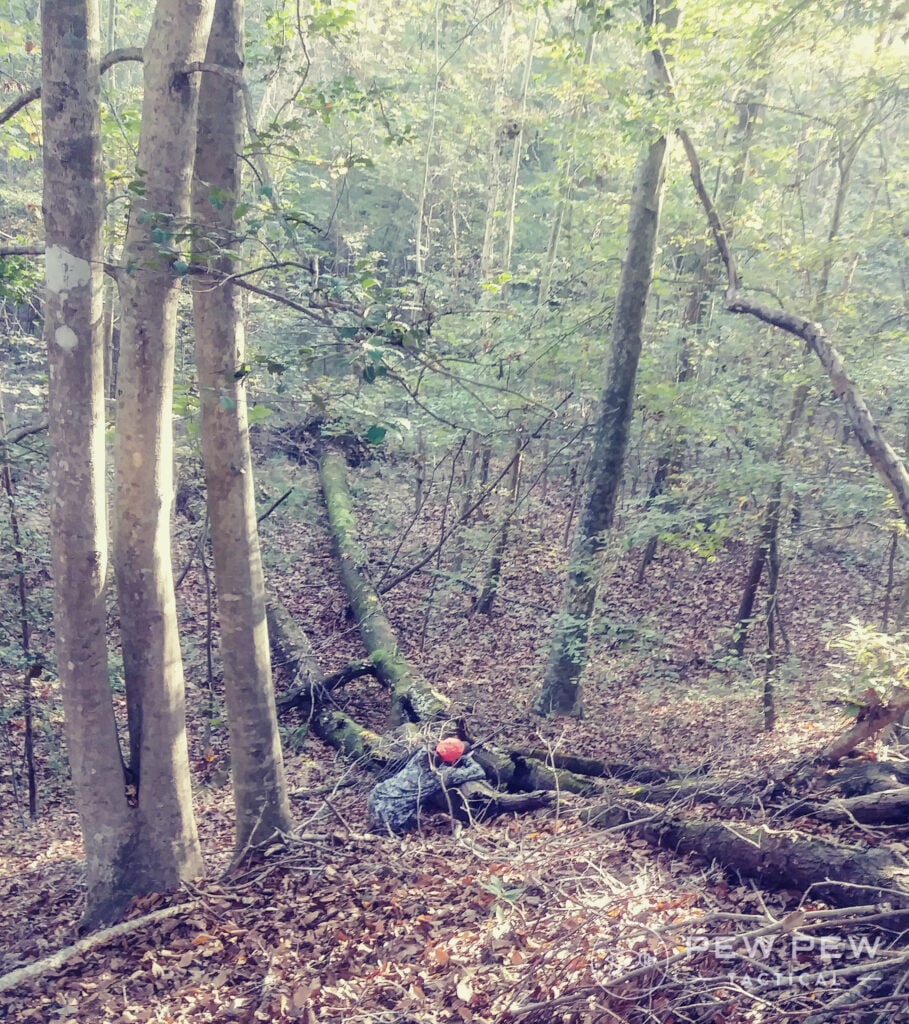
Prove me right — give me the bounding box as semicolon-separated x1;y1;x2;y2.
172;259;189;276
219;395;236;410
365;424;386;444
247;405;274;425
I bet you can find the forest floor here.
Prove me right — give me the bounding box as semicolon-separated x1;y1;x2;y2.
1;453;904;1024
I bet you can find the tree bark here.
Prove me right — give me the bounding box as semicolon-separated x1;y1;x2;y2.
473;438;522;615
112;0;213;903
318;448;450;725
535;0;671;716
192;0;293;855
585;803;909;912
41;0;136;930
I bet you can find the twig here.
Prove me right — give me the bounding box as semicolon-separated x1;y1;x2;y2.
257;487;293;525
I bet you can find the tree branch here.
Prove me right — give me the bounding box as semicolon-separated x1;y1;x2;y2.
677;125;909;535
0;47;143;126
0;900;198;994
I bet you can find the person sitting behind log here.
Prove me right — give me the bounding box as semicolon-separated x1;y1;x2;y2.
367;737;486;834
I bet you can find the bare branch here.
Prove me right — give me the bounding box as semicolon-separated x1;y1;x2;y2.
0;47;143;126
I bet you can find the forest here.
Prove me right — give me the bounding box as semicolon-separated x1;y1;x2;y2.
1;0;908;1021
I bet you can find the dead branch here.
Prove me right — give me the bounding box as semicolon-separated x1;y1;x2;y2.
0;900;198;994
820;688;909;763
676;126;909;535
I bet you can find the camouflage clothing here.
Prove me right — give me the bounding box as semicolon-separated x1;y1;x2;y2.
368;749;486;834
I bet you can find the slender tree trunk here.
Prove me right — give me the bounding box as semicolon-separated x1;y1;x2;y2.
41;0;136;929
474;439;522;615
730;385;807;655
535;1;671;716
192;0;293;855
502;9;537;274
479;2;512;282
113;0;213;897
537;29;594;307
413;5;441;275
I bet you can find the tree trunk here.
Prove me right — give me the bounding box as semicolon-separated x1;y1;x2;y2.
473;439;522;615
41;0;136;930
318;447;450;725
192;0;293;856
535;0;671;716
112;0;213;901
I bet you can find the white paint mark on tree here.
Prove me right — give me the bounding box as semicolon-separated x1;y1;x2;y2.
55;325;80;350
46;244;92;297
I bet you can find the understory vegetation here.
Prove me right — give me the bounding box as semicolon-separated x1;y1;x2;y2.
1;0;909;1020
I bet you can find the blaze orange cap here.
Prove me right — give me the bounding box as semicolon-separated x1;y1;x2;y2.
436;737;467;763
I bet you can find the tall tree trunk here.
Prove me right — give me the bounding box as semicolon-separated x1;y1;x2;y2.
413;5;441;276
113;0;213;897
502;9;537;274
479;1;512;282
41;0;135;929
192;0;293;855
535;0;672;717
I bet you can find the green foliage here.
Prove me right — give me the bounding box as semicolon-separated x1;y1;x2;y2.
0;255;40;304
827;620;909;703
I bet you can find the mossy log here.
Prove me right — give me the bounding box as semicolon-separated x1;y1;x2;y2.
318;447;449;726
267;596;383;760
511;749;683;783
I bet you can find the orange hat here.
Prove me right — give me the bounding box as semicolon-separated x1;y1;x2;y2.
436;737;467;764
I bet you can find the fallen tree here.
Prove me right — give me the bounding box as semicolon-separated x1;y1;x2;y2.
263;438;909;928
318;446;450;726
584;800;909;914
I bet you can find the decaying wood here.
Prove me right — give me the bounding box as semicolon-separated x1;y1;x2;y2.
820;688;909;763
266;596;384;761
0;900;198;994
796;786;909;825
319;446;450;726
511;749;683;783
585;801;909;912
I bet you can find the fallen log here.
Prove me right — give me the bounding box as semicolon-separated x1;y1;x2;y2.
267;596;384;760
510;749;683;783
820;687;909;763
319;446;449;725
585;801;909;912
797;786;909;826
